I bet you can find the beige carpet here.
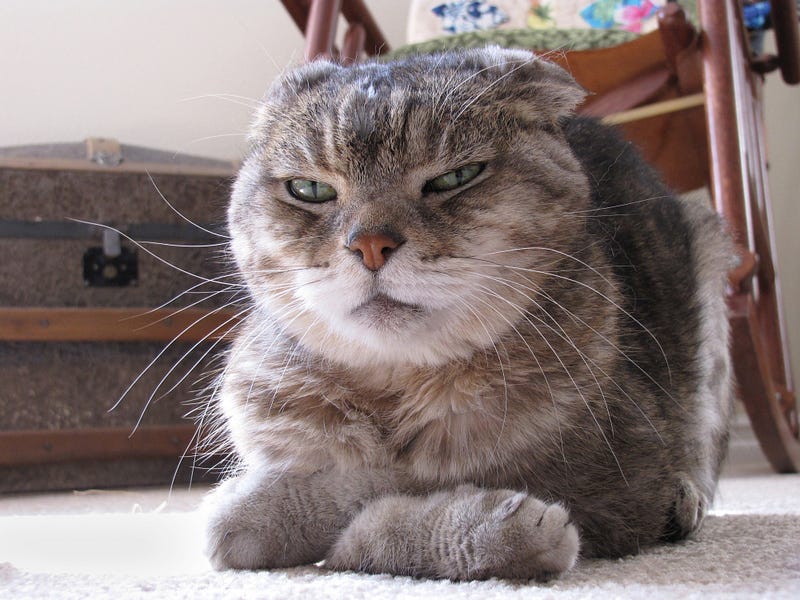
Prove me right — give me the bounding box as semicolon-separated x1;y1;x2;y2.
1;417;799;599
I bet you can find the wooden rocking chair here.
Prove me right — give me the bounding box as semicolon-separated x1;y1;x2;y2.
279;0;800;473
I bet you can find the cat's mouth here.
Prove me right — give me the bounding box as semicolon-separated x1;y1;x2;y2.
354;293;422;314
351;293;425;327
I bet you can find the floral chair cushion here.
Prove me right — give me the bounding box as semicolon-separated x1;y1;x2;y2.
399;1;698;56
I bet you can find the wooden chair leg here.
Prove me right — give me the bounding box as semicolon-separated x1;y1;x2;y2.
700;0;800;472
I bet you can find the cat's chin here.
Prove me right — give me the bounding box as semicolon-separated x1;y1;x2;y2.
350;293;427;331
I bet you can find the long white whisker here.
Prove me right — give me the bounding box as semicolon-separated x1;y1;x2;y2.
564;194;671;215
145;171;231;240
109;301;244;414
472;275;611;428
139;240;231;249
129;304;250;435
450;295;510;457
68;218;232;284
467;255;673;388
127;287;243;330
178;93;261;110
469;282;622;474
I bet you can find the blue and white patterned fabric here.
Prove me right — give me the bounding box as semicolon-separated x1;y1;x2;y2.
431;1;510;34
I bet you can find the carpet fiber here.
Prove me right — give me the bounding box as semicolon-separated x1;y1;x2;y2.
2;426;799;599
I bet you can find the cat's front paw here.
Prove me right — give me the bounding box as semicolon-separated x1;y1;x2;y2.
326;487;579;581
202;476;280;570
205;520;269;571
201;473;326;570
663;476;709;541
485;491;579;580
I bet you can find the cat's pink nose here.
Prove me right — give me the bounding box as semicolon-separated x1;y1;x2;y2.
347;232;401;271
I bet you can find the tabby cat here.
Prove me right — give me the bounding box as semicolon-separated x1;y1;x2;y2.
201;47;733;581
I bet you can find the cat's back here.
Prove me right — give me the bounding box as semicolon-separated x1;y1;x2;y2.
563;116;731;356
564;115;734;503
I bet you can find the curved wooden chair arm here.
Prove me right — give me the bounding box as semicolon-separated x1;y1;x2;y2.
771;0;800;83
280;0;389;62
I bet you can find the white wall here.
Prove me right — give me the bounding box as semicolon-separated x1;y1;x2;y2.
1;1;798;385
0;0;409;161
764;46;800;391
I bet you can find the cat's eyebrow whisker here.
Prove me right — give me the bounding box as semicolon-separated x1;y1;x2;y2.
439;55;529;113
536;45;570;63
179;132;249;153
452;59;534;123
178;92;261;110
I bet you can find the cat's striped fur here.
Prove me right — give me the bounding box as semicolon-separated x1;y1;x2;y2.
202;47;733;580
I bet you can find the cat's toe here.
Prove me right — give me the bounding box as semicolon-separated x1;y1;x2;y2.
206;525;268;571
663;476;708;541
494;495;580;580
324;536;362;573
201;477;291;570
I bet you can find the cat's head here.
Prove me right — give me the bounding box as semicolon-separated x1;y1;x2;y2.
229;47;589;368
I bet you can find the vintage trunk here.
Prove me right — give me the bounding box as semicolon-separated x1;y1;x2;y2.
0;138;238;492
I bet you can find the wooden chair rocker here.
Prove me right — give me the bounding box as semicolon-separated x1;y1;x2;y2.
280;0;800;473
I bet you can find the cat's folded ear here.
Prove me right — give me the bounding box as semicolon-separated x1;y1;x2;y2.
250;60;344;138
268;60;344;103
463;46;587;127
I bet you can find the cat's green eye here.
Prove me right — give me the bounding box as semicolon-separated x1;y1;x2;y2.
287;179;338;203
424;163;485;193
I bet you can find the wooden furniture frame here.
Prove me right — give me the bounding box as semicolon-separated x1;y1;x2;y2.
6;1;795;475
279;0;800;472
0;146;238;473
0;303;233;470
